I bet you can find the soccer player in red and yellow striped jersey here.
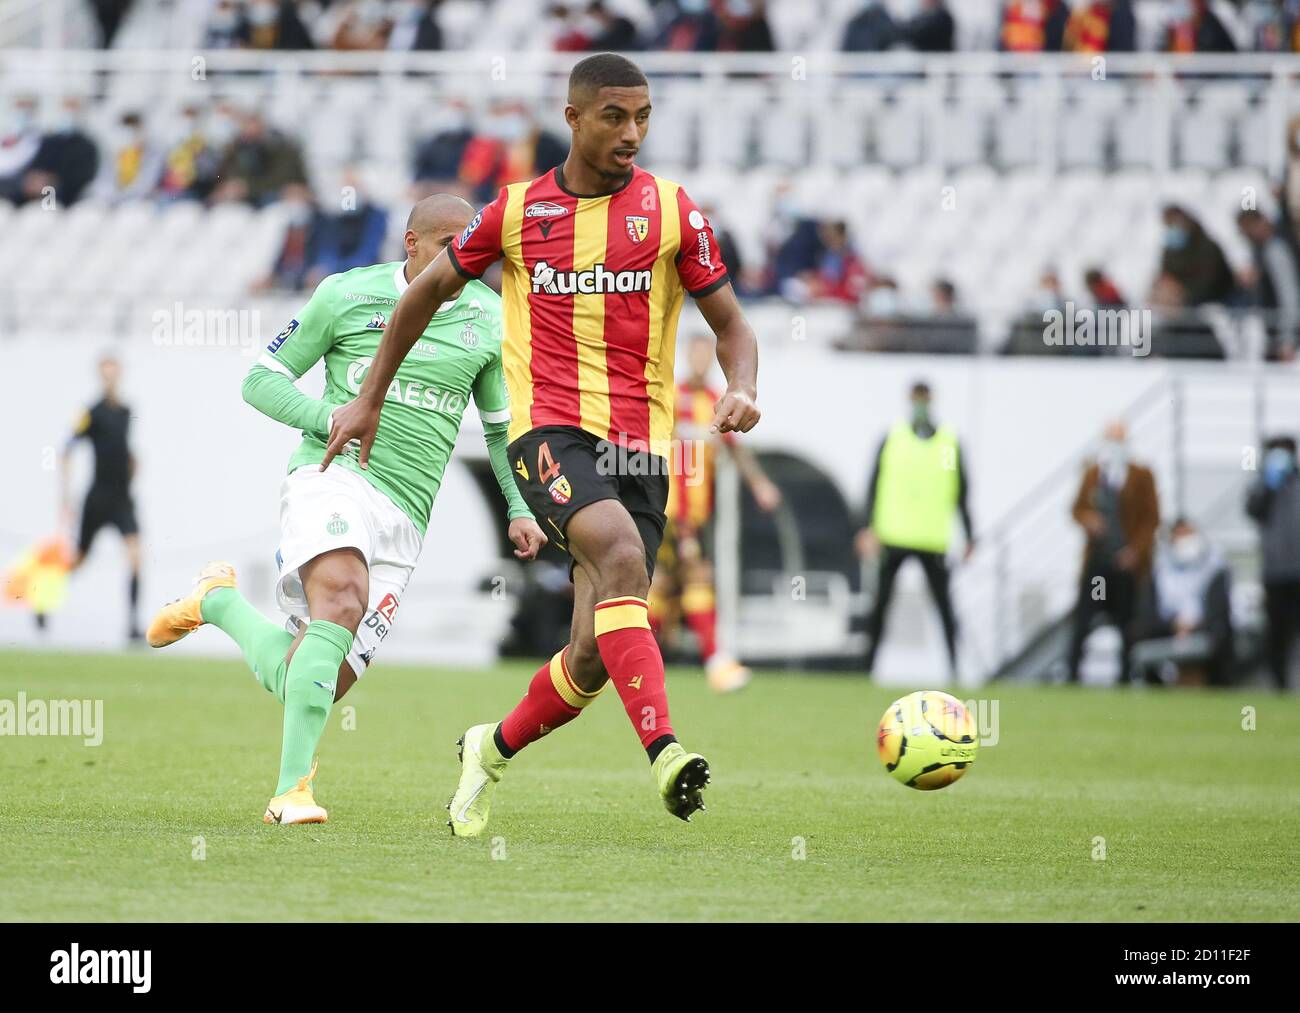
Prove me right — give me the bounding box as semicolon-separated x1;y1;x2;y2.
325;53;763;835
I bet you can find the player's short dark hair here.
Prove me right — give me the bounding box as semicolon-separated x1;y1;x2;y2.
568;53;648;105
910;380;931;398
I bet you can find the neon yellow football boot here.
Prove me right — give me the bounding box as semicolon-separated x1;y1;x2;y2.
146;561;237;648
446;723;509;838
263;759;328;825
653;742;711;822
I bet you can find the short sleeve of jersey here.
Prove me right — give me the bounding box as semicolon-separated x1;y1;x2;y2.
472;351;511;426
262;274;340;379
448;189;507;280
674;187;730;298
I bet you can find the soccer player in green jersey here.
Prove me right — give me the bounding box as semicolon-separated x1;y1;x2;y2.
146;194;546;824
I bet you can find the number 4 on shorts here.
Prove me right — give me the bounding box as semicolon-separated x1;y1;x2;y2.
537;442;561;484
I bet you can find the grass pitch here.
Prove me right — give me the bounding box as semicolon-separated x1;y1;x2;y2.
1;649;1297;922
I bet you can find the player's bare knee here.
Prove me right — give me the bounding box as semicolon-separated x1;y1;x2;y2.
599;539;650;599
314;586;366;632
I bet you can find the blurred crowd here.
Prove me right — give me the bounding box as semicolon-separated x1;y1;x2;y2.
81;1;1300;55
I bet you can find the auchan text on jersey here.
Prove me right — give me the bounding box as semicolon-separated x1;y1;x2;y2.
530;261;652;295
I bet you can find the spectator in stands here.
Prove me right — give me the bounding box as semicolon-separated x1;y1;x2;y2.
212;109;309;207
1246;436;1300;690
587;1;641;51
856;380;975;681
157;105;220;202
716;0;776;52
0;96;42;205
89;0;134;48
809;220;870;304
652;0;721;51
1156;204;1236;306
254;183;325;292
550;4;596;50
245;0;316;50
1063;0;1136;52
205;0;251;48
1085;267;1126;308
458;102;567;204
1131;517;1234;686
1162;0;1237;53
1253;0;1300;52
331;0;393;50
95;111;162;204
999;0;1071;52
1283;115;1300;245
1066;419;1160;684
1237;208;1300;360
898;0;956;52
931;277;960;316
311;170;390;279
30;96;101;207
864;276;902;317
411;99;474;196
387;0;444;51
842;0;896;51
1027;267;1067;314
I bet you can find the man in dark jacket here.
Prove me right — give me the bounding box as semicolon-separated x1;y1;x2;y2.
1246;436;1300;689
1157;204;1236;306
899;0;956;51
843;1;896;51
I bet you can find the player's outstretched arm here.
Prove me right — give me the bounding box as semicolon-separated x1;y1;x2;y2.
697;282;761;434
321;250;464;470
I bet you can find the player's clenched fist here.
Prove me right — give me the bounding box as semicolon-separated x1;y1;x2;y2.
322;398;381;471
710;387;761;434
508;517;548;560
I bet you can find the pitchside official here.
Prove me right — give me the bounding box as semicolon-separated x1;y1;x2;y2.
856;380;975;681
58;353;144;641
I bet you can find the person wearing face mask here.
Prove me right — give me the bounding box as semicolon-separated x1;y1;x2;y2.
1246;436;1300;690
205;0;251;49
244;0;316;50
387;0;443;51
1162;0;1237;53
653;0;721;52
856;381;976;682
28;96;100;207
255;182;325;291
1156;205;1236;308
1132;518;1234;686
93;111;164;204
1066;419;1160;685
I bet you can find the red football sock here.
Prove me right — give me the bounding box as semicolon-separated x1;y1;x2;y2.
681;583;718;661
498;648;596;755
595;596;675;752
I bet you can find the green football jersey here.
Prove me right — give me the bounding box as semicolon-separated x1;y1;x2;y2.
255;261;509;534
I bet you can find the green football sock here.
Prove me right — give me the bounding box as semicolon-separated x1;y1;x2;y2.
276;619;352;796
200;587;295;702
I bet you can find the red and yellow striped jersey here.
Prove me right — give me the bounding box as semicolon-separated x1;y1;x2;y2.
448;164;730;456
666;381;733;529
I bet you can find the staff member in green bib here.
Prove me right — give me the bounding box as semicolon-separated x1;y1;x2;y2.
855;380;975;679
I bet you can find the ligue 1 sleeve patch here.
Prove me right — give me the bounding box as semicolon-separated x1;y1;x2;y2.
266;318;300;353
457;210;483;249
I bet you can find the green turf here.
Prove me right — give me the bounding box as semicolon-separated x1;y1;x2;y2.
0;649;1297;922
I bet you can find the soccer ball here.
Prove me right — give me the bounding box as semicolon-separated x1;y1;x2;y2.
876;690;979;790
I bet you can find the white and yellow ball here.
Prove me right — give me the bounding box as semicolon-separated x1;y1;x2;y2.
876;690;979;790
